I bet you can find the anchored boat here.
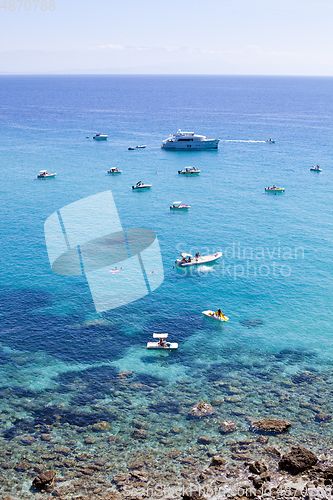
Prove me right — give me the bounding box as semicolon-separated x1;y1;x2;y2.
93;133;108;141
310;165;322;172
265;185;285;193
132;181;152;190
175;252;222;267
162;129;219;149
147;333;178;350
170;201;190;210
37;170;57;179
178;167;201;175
202;309;229;322
107;167;122;174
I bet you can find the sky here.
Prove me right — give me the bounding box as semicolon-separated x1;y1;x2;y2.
0;0;332;74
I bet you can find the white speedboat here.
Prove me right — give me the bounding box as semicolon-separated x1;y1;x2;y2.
93;133;108;141
132;181;152;190
170;201;190;210
265;138;275;143
128;147;135;150
203;310;229;322
310;165;322;172
147;333;178;350
136;145;146;149
162;129;219;149
265;185;285;193
107;167;122;174
37;170;57;179
178;167;201;175
175;251;222;267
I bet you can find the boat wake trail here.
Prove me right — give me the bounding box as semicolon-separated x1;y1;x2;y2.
221;140;266;143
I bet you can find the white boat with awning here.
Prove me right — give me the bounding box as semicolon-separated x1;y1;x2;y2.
147;333;178;350
178;167;201;175
37;170;57;179
170;201;190;210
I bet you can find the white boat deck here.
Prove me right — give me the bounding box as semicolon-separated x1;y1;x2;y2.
176;252;222;267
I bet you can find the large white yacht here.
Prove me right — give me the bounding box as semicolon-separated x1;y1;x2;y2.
162;129;219;150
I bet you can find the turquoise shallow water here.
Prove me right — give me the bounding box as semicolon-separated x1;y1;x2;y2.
0;75;333;496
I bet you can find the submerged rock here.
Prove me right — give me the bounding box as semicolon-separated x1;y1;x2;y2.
240;318;264;328
264;446;281;457
291;371;315;384
21;436;35;445
108;435;120;444
188;402;215;418
130;470;149;482
132;419;150;429
197;436;214;444
210;455;226;466
113;472;131;489
1;462;13;469
40;433;52;441
251;476;264;490
15;462;30;472
249;461;267;475
169;426;182;434
211;399;224;406
32;470;56;490
117;370;133;379
92;420;112;432
182;492;206;500
84;436;96;444
315;413;332;422
250;418;291;433
219;420;238;434
132;429;147;439
279;446;318;474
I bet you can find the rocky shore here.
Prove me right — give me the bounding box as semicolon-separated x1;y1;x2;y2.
2;439;333;500
0;408;332;500
0;362;333;499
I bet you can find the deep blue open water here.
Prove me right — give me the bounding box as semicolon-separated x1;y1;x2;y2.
0;75;333;496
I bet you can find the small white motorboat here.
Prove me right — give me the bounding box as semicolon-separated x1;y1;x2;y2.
170;201;190;210
128;147;135;150
37;170;57;179
203;309;229;322
93;133;108;141
136;145;146;149
265;138;275;143
107;167;122;174
310;165;322;172
132;181;152;190
175;251;222;267
265;185;285;193
178;167;201;175
147;333;178;350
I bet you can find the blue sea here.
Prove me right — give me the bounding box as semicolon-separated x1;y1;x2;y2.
0;75;333;497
